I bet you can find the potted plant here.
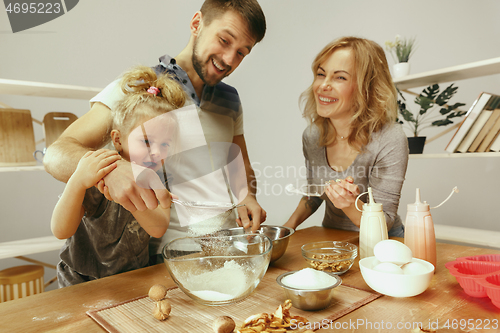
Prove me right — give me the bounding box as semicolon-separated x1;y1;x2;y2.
385;35;416;78
397;83;466;154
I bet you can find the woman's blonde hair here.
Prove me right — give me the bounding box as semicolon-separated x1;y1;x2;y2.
301;36;397;149
112;65;187;134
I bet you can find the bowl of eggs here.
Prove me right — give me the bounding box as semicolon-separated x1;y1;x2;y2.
359;240;435;297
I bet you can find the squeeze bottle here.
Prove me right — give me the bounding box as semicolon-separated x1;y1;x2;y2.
358;187;388;259
404;189;440;268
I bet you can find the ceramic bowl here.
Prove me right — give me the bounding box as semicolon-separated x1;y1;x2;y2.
162;234;272;306
301;241;357;274
359;256;434;297
276;270;342;311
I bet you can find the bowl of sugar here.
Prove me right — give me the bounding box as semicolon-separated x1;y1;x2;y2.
163;234;272;306
276;268;342;311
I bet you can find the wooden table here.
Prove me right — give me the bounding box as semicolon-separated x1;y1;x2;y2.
0;227;499;332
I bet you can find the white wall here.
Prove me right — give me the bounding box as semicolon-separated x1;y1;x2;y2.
1;0;500;289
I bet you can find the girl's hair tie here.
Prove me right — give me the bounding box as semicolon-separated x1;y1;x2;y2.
147;86;160;96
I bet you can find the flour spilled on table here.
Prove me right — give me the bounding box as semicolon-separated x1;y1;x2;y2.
180;260;248;301
82;299;115;309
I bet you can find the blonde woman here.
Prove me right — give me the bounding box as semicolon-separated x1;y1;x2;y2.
284;37;408;237
51;66;186;287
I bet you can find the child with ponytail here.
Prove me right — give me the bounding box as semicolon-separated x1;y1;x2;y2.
51;66;186;287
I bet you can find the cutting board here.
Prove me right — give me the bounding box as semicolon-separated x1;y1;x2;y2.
0;108;36;166
42;112;78;147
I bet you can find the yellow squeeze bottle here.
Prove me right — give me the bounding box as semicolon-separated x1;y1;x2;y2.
358;187;388;259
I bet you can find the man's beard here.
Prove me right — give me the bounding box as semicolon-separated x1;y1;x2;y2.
192;35;228;87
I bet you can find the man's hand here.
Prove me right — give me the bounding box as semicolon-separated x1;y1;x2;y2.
96;159;172;212
236;196;267;232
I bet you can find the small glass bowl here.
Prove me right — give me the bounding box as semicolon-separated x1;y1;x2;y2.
301;241;358;274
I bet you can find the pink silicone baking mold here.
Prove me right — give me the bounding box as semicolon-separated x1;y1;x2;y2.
477;273;500;309
456;254;500;263
446;255;500;308
445;260;500;298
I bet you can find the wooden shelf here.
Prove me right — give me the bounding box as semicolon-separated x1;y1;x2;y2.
409;152;500;159
0;78;102;100
394;57;500;90
0;165;45;172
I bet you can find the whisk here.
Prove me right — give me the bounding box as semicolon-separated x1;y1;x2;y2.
171;199;245;210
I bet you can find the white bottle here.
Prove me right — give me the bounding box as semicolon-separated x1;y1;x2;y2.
358;187;388;259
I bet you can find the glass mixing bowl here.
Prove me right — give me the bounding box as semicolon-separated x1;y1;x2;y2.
162;234;272;306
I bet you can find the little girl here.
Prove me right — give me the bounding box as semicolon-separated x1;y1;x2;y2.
51;66;186;287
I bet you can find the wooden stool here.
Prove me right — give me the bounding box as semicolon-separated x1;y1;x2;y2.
0;265;44;302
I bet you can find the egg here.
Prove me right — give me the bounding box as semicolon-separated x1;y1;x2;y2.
402;261;429;275
373;262;404;274
370;258;381;268
374;240;412;265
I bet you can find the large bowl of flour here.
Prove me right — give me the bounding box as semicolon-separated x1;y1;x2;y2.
162;234;272;306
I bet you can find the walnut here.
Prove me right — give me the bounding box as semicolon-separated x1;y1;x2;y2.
152;299;171;321
148;284;168;302
213;316;236;333
149;284;171;321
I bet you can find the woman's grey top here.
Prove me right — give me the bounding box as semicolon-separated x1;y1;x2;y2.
302;123;409;232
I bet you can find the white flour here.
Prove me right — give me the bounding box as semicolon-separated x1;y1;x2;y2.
191;290;234;301
282;268;338;289
181;260;248;301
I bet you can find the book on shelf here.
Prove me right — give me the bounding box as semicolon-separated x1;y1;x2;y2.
473;106;500;152
489;132;500;152
445;92;493;153
457;108;492;152
461;95;500;152
476;117;500;153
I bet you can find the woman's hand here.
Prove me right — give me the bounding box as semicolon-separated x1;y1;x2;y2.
73;149;121;190
324;176;360;209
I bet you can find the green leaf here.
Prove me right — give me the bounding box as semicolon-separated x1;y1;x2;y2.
435;83;458;106
446;110;467;119
449;102;466;110
420;84;440;100
400;108;416;123
415;96;433;115
439;107;450;115
432;119;453;126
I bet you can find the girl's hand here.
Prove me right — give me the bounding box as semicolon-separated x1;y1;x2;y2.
324;176;360;209
73;149;121;190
